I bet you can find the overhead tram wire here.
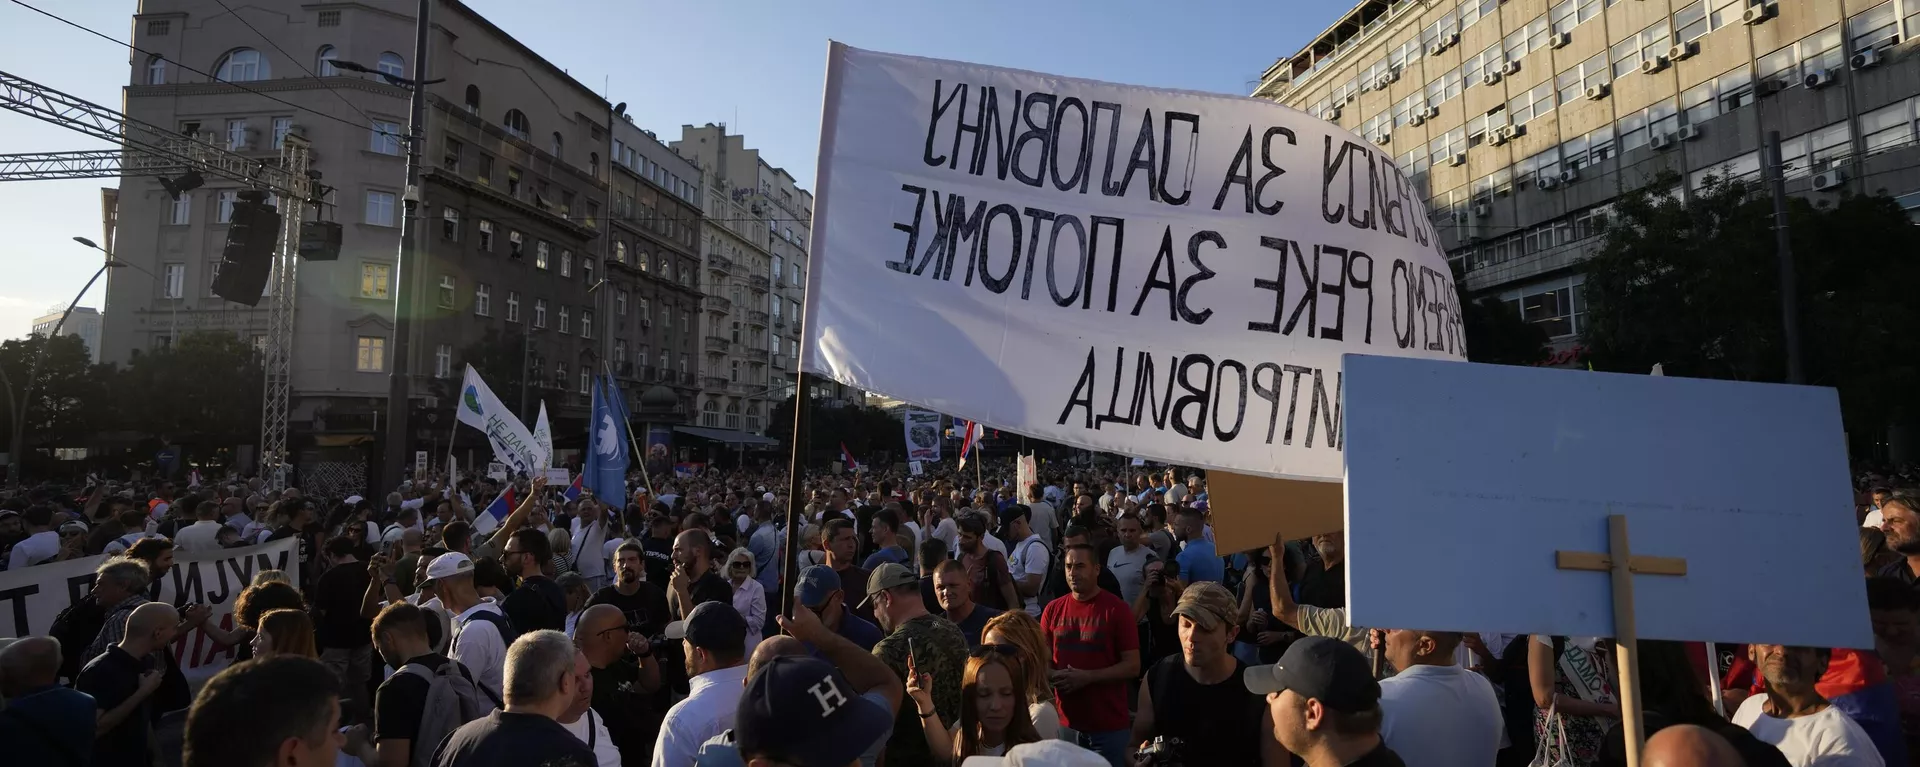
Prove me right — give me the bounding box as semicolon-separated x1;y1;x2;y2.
208;0;378;127
10;0;382;135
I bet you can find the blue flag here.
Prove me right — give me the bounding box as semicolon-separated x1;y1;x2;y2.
586;374;629;502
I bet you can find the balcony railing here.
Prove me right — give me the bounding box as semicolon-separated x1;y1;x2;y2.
705;336;731;353
703;295;731;313
708;255;735;274
749;275;769;291
747;310;769;326
704;375;730;389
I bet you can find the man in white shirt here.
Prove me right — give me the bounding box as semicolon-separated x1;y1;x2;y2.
172;499;227;552
653;601;750;767
431;552;512;703
1002;506;1048;616
6;505;61;569
1733;644;1884;767
572;500;611;590
1376;629;1505;767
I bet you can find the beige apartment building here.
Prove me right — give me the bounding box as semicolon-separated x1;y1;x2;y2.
102;0;700;486
1255;0;1920;355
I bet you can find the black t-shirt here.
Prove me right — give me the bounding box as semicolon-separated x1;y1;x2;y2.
1146;655;1266;767
429;710;597;767
1298;558;1345;608
1348;742;1408;767
920;575;941;615
313;560;373;649
588;582;671;638
688;571;732;610
375;653;462;742
641;535;674;586
835;564;873;623
267;524;315;570
75;645;151;767
591;658;663;765
949;604;1002;647
501;575;568;634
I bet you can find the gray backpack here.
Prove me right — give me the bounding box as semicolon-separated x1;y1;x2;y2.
396;661;493;767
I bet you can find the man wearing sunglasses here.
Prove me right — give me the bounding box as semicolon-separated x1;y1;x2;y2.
576;604;664;765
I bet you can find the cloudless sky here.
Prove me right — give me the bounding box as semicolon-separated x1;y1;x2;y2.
0;0;1344;341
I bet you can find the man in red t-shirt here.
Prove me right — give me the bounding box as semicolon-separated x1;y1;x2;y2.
1041;542;1141;767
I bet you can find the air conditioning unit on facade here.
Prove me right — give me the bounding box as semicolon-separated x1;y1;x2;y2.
1410;113;1427;126
1650;133;1676;150
1585;83;1611;100
1538;175;1561;190
1373;131;1392;145
1742;3;1777;25
1482;71;1503;86
1550;32;1572;49
1851;47;1882;70
1812;170;1848;191
1669;41;1700;61
1448;152;1468;167
1473;203;1492;218
1451;210;1470;225
1804;69;1835;88
1490;129;1511;146
1428;42;1448;57
1641;55;1671;74
1756;79;1784;97
1559;169;1580;184
1502;124;1527;140
1502;60;1522;76
1444;32;1460;48
1678;124;1702;141
1422;105;1441;119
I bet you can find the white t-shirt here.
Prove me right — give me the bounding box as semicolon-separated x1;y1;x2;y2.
451;602;510;701
105;531;160;556
1007;535;1049;616
1732;694;1885;767
7;530;60;569
1378;664;1506;767
922;517;957;551
560;708;621;767
571;517;608;579
1864;509;1884;529
173;520;226;552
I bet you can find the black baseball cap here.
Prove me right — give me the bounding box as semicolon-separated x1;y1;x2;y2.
664;601;747;653
1242;636;1381;713
736;656;893;767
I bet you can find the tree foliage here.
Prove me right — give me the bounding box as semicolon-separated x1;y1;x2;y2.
0;334;114;449
766;395;902;461
460;326;528;415
1461;294;1550;365
113;331;264;448
1582;172;1920;440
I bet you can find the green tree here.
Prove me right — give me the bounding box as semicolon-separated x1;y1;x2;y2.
1;333;113;456
1461;294;1550;365
1582;172;1920;441
766;395;902;464
112;331;264;450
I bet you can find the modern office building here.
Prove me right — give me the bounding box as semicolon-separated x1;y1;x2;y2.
30;306;103;363
101;0;699;485
1254;0;1920;357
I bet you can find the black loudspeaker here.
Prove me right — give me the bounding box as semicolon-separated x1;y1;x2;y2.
299;221;343;261
211;198;282;306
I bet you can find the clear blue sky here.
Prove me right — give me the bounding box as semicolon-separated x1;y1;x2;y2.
0;0;1341;340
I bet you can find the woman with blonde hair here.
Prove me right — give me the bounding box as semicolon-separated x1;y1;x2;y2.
908;648;1043;763
250;569;290;587
979;610;1060;739
250;608;319;660
724;547;766;651
548;526;574;575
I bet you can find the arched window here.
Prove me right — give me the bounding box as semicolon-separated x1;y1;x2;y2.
464;85;481;114
614;241;627;264
316;46;338;76
376;52;404;78
215;48;269;82
503;109;529;140
551;131;564;159
146;55;166;85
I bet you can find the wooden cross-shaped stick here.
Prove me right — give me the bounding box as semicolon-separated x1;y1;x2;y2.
1554;514;1688;767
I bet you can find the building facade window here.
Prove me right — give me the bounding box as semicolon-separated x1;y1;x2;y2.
506;291;521;322
616;289;628;315
558;306;570;334
377;52;405;77
365;191;396;226
535;241;550;269
356;336;386;372
560;250;573;277
167;195;191;225
534;299;548;328
217;191;238;224
581;310;592;339
477;219;494;251
509;231;524;258
435;344;451;378
317;45;338;76
359;263;391;299
227;119;248;151
272;117;292;148
504;109;529;141
162;262;185;298
146;55;166;85
437;276;455;309
442;207;460;240
216;49;268;82
371;120;402;155
475;283;492;316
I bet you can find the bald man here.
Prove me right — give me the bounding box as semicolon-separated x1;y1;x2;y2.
575;604;664;766
77;602;177;767
1642;725;1744;767
0;636;98;765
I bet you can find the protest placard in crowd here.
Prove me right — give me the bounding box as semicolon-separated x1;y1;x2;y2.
903;408;944;461
0;537;301;682
801;43;1465;483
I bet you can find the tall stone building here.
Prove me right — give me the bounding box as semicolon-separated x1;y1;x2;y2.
101;0;699;486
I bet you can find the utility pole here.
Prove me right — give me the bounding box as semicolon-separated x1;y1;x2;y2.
1764;131;1805;385
382;0;433;493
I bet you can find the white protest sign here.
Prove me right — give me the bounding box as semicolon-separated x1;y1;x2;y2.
0;537;300;682
414;450;428;475
1343;355;1870;648
909;460;925;476
1016;453;1037;497
802;44;1464;481
487;462;508;481
903;409;944;462
458;365;542;476
546;467;571;485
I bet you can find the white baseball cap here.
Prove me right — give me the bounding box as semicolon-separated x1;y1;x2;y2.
961;741;1107;767
763;492;776;503
422;552;474;584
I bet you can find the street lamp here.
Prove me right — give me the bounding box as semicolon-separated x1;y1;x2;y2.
329;59;446;87
2;238;124;486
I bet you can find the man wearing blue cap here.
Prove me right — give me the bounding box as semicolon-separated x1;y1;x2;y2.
1243;636;1406;767
733;656;895;767
653;601;750;767
795;564;883;652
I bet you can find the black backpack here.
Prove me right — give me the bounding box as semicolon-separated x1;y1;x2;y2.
459;609;520;649
49;598;106;680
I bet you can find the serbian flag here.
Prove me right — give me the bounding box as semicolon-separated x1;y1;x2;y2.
474;485;515;534
840;443;859;472
957;420;985;469
563;472;585;502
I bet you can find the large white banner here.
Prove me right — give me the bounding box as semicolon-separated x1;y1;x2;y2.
902;408;943;462
803;45;1466;481
459;364;542;476
0;538;300;682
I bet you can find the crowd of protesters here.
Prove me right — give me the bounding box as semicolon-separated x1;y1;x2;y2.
0;460;1915;767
